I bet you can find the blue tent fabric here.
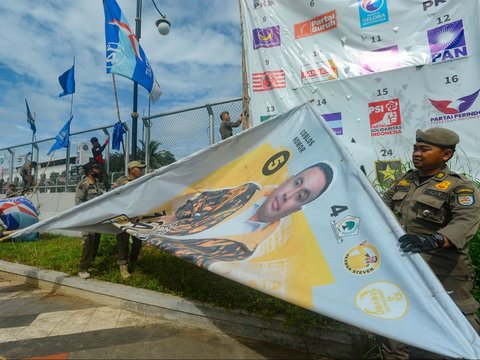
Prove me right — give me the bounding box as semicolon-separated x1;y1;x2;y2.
0;196;39;241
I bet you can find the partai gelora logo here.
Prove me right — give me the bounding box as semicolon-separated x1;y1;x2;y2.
361;0;384;12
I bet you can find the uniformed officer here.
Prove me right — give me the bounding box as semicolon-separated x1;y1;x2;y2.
75;160;105;279
382;127;480;359
111;160;146;279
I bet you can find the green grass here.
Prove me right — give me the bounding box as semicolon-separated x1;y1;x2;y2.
0;233;329;333
1;229;479;330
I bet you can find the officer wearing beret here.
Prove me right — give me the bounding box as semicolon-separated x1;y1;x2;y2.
75;160;105;279
111;161;146;279
381;128;480;359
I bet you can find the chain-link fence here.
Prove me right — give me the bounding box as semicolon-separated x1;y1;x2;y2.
0;97;243;195
144;98;243;161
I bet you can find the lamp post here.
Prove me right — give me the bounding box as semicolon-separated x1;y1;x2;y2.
131;0;170;160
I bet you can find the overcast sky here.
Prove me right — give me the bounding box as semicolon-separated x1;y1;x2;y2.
0;0;242;150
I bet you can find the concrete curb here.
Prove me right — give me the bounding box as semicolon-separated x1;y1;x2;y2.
0;260;376;358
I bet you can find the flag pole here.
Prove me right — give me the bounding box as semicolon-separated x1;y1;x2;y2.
69;57;75;118
238;0;250;129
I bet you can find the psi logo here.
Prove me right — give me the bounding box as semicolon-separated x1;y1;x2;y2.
358;0;389;28
427;19;467;63
369;99;402;137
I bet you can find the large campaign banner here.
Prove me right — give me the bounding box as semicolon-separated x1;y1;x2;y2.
240;0;480;186
12;104;480;358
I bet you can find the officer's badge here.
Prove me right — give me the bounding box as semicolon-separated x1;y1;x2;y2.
398;179;410;186
435;181;451;190
374;160;403;189
457;194;475;206
435;172;446;179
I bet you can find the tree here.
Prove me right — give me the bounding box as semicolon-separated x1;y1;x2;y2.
137;140;176;170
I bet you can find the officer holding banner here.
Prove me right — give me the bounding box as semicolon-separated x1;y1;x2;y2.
75;161;105;280
382;128;480;359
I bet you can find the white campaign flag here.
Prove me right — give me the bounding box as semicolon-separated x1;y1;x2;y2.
12;103;480;358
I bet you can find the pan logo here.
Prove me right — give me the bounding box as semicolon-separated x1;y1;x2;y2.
358;0;389;28
427;19;467;63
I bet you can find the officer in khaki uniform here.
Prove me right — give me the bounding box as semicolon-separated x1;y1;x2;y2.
382;128;480;359
75;161;105;279
111;161;146;279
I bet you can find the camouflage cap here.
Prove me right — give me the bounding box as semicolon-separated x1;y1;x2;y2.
416;128;459;147
128;161;146;170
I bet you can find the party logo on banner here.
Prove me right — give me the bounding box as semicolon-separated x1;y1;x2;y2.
344;241;380;275
253;26;281;49
358;0;389;28
294;10;337;39
427;19;467;63
253;0;274;9
375;160;403;188
252;70;286;92
429;88;480;124
260;114;276;122
300;60;338;85
369;99;402;137
330;215;360;243
360;45;401;74
322;112;343;135
355;282;409;319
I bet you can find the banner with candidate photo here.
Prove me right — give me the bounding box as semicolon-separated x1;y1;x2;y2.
240;0;480;184
12;103;480;358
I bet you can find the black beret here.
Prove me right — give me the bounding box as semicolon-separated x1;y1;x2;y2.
416;128;459;147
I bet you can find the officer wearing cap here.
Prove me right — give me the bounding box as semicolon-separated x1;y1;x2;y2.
111;161;146;279
75;160;105;279
381;128;480;359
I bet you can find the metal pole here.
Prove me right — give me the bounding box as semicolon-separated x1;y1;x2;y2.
102;128;110;179
123;122;130;177
131;0;143;161
206;104;214;145
143;118;151;172
7;149;14;183
33;143;39;186
65;144;70;191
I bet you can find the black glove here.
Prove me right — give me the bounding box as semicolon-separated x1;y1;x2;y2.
398;233;445;253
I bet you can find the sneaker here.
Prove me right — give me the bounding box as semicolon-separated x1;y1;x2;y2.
119;264;131;280
78;271;91;280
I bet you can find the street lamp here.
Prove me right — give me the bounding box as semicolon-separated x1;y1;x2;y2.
131;0;170;161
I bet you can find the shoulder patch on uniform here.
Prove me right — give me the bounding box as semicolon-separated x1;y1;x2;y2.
454;187;474;194
424;189;449;201
398;179;410;186
435;172;446;179
396;185;410;192
457;193;475;206
435;180;451;190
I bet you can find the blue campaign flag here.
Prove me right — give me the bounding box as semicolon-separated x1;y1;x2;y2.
25;99;36;134
103;0;161;102
112;121;126;151
58;65;75;97
47;116;73;155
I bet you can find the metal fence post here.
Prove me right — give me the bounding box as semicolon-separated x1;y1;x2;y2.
206;104;214;145
65;143;71;191
142;117;151;172
102;128;110;177
123;122;130;177
7;149;14;183
33;143;39;186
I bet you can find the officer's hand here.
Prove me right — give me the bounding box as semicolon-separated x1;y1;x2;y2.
398;233;445;253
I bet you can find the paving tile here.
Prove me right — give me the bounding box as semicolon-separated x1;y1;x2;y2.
0;326;25;343
83;307;122;332
49;308;98;336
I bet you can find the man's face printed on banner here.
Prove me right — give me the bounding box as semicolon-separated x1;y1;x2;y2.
254;165;328;223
